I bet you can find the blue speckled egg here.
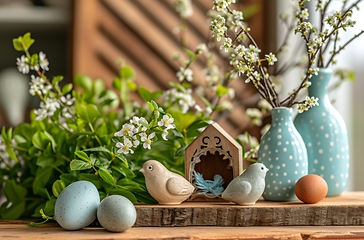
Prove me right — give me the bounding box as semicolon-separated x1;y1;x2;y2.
55;180;100;230
97;195;137;232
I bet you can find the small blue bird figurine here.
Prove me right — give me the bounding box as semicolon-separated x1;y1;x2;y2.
222;163;268;205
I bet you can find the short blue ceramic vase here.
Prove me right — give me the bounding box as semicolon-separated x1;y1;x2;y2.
258;107;308;201
294;68;350;196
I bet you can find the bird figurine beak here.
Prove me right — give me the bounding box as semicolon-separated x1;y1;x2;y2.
139;168;144;173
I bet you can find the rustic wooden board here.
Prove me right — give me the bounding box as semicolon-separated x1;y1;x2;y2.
1;221;364;240
134;192;364;227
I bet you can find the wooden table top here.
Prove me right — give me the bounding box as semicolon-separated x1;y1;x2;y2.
1;221;364;240
1;191;364;239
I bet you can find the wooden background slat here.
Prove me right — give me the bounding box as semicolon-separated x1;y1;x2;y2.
72;0;267;137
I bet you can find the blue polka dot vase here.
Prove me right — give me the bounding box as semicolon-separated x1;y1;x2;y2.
294;68;350;196
258;107;308;201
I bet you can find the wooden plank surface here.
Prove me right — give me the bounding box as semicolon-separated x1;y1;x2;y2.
1;221;364;240
135;192;364;226
2;192;364;239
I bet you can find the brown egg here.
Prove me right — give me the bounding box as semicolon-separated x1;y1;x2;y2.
294;174;328;204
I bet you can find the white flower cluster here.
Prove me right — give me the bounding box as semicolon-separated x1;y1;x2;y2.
295;0;361;70
174;0;193;18
210;0;279;107
16;51;75;121
29;75;52;96
16;51;49;74
163;87;196;114
114;115;176;154
210;15;227;42
212;0;236;12
297;96;319;113
176;67;193;82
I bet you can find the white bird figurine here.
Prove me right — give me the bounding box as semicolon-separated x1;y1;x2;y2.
140;160;195;204
222;163;269;205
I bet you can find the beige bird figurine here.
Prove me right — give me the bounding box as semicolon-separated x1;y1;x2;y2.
140;160;195;204
222;163;269;205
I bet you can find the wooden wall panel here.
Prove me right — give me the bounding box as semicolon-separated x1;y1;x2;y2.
72;0;267;137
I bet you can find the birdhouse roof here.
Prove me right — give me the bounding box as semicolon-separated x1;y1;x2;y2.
185;122;242;161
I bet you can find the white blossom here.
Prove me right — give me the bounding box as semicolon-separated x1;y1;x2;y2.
210;15;227;41
246;108;263;126
114;123;136;137
174;0;193;18
34;98;61;121
116;138;134;154
158;115;176;129
60;94;75;106
265;52;278;66
16;55;29;74
39;52;49;71
176;67;193;82
297;96;319;113
141;132;155;150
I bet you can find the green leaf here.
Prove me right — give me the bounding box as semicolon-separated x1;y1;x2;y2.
216;83;229;97
184;48;197;61
120;65;135;80
13;38;24;51
7;127;12;142
74;74;93;92
132;189;157;204
52;180;66;197
175;146;187;157
33;167;53;198
150;100;159;110
43;198;56;216
76;103;99;123
78;173;102;188
98;168;115;186
83;146;111;153
138;87;163;102
51;75;64;85
0;201;25;220
186;120;210;138
74;151;90;162
43;131;57;152
3;180;27;201
32;131;49;150
62;83;73;95
111;164;135;179
70;160;92;171
147;102;154;112
22;32;35;50
112;77;121;90
5;146;18;162
60;173;76;186
1;127;10;144
110;188;138;204
36;152;55;168
12;32;34;51
138;87;152;102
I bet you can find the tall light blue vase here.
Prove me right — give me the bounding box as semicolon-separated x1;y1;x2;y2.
294;68;350;196
258;107;308;201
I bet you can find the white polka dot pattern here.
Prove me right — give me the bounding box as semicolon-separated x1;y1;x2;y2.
258;107;308;201
294;68;350;196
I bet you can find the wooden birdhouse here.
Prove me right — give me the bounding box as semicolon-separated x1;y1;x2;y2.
185;122;243;201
